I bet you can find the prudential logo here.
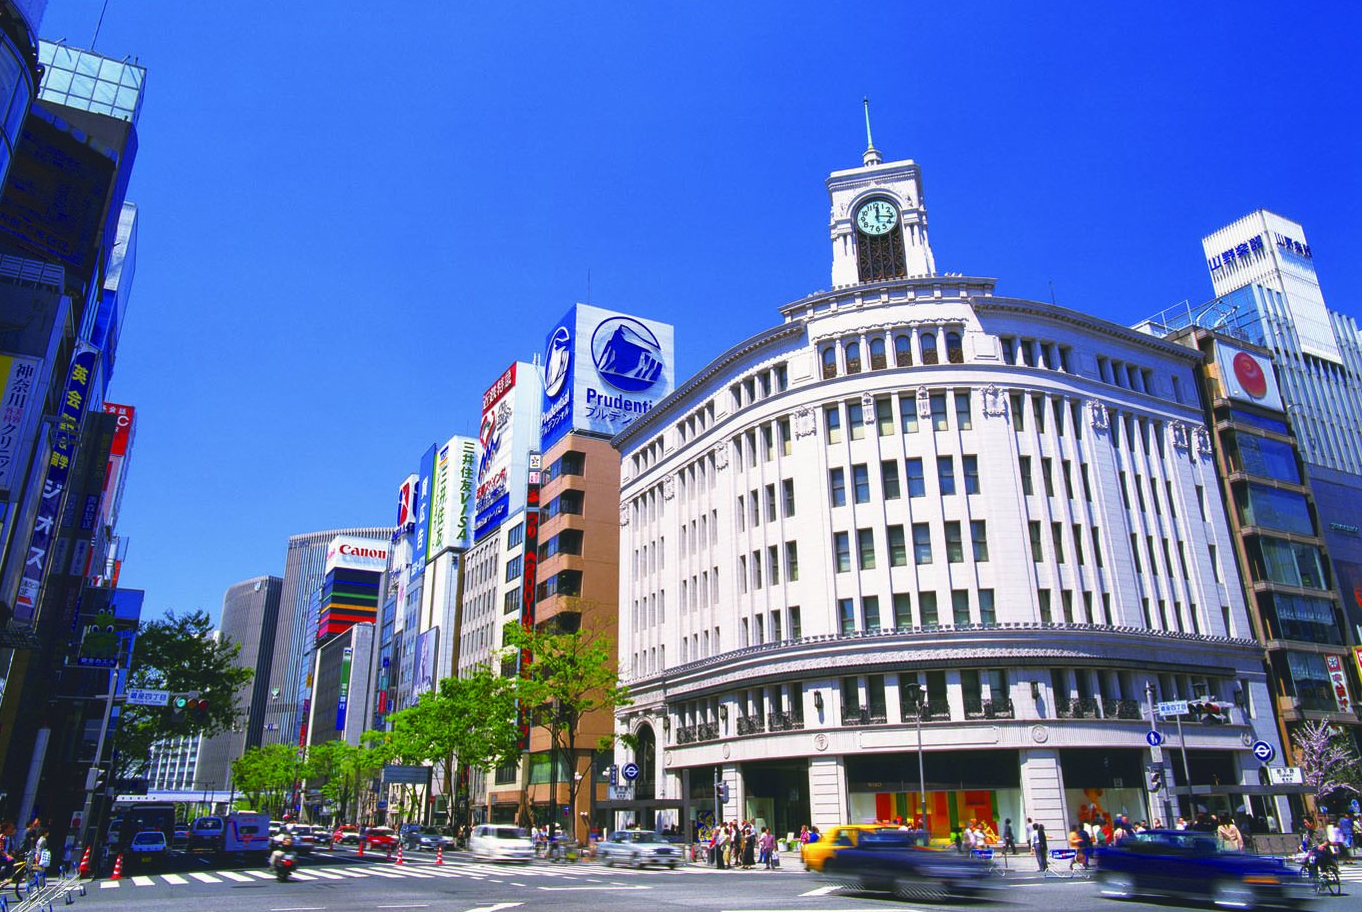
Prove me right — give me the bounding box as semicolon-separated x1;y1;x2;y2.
544;325;571;398
591;317;664;392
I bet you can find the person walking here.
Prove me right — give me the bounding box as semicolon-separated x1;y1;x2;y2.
1034;823;1048;872
1003;818;1016;855
1217;815;1244;852
715;823;729;869
759;827;775;869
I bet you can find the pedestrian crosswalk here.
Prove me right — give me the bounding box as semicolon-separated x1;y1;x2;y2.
95;859;685;890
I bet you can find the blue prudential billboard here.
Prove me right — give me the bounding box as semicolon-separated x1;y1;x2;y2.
540;304;675;450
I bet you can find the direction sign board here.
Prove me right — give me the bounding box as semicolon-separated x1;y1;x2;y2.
1251;740;1276;763
1145;730;1164;747
621;761;640;781
608;784;635;801
1267;767;1303;785
1156;700;1189;717
124;688;169;707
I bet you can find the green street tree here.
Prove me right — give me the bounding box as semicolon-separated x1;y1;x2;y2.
231;743;304;817
113;609;254;778
502;622;632;836
386;667;522;823
306;738;389;824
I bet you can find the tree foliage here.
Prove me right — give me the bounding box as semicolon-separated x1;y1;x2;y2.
1293;720;1362;813
305;739;386;824
502;623;632;829
231;744;303;817
114;609;254;777
387;667;521;782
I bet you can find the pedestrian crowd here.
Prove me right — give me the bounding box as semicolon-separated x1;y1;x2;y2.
705;820;780;869
0;817;50;876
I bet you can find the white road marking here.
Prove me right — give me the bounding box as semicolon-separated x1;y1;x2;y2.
537;885;650;891
289;871;317;880
188;872;222;883
377;906;430;909
244;869;277;879
100;880;120;888
344;866;404;878
798;886;841;897
160;873;188;884
463;904;523;912
302;869;345;880
269;907;326;911
130;875;155;886
218;870;254;882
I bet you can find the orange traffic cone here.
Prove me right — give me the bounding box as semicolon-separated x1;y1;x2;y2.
435;845;443;866
78;846;92;877
357;839;364;858
395;843;404;865
110;854;123;881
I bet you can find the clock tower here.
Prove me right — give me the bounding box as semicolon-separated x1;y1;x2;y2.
827;106;935;287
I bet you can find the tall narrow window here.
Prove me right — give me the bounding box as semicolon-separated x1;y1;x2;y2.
881;460;901;500
857;528;876;570
893;593;913;628
946;332;964;364
888;525;907;566
894;334;912;367
829;468;846;507
844;341;862;375
856;202;908;281
907;458;925;497
869;337;887;370
825;405;842;443
953;590;970;625
930;393;948;430
782;478;796;516
971;521;989;562
821;347;837;379
963;454;980;494
945;522;964;563
838;599;855;635
1030;522;1044;562
785;541;799;581
1019;456;1034;495
875;397;894;436
848;401;865;440
954;391;972;429
938;456;956;495
833;532;850;573
913;524;933;564
921;333;938;365
852;464;870;503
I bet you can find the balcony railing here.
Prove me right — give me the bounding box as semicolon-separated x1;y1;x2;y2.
840;707;888;727
1056;697;1101;719
767;710;804;732
900;699;952;722
736;714;766;736
964;697;1015;719
675;721;721;744
1107;698;1143;720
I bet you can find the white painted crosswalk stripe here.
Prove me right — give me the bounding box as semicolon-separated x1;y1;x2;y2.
289;871;317;880
218;870;254;882
244;869;276;879
99;880;120;888
131;875;154;886
188;872;222;883
160;873;188;885
302;869;345;879
345;866;405;878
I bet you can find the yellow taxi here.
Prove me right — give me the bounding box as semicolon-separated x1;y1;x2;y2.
800;825;903;872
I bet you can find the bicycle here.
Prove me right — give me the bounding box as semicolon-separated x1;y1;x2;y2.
1;859;35;901
970;847;1008;876
1300;859;1342;896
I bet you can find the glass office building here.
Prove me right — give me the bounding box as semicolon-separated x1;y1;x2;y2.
0;0;42;190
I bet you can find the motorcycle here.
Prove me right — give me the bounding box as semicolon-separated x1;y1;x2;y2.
272;851;296;882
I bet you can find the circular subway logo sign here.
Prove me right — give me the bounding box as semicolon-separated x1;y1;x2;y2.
1232;351;1268;399
543;325;572;398
591;316;664;393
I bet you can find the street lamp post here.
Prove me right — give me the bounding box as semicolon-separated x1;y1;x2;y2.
907;683;928;836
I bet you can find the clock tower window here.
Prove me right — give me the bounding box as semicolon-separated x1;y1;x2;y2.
856;223;908;282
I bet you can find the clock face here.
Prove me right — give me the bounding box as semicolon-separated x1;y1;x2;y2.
856;199;898;236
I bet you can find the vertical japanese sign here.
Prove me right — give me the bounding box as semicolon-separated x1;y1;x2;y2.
0;354;41;493
452;437;476;551
411;444;436;579
14;343;97;621
336;646;353;731
426;440;452;562
516;452;542;751
1326;654;1353;714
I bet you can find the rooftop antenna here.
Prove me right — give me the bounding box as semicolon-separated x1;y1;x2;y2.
91;0;112;49
1049;280;1057;306
586;268;591;304
862;96;882;167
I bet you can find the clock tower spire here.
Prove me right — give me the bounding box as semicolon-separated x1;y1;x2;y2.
826;109;935;286
862;96;881;167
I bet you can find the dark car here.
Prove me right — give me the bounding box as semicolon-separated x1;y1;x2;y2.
820;830;988;901
1096;830;1304;909
406;826;456;851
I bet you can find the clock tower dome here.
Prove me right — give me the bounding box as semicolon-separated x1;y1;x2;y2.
827;105;935;287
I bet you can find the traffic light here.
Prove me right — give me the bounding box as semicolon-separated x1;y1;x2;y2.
1145;766;1164;793
84;766;107;792
171;694;189;724
192;697;209;718
717;782;730;804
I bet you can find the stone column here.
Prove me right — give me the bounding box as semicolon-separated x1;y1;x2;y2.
808;755;848;831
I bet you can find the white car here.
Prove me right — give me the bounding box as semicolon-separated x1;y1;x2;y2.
468;824;535;862
597;830;681;869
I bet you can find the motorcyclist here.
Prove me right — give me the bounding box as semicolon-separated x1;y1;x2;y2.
1305;835;1338;879
269;835;295;873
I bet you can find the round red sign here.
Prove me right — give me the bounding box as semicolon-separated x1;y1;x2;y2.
1232;351;1268;399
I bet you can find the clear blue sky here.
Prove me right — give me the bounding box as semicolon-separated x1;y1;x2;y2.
37;1;1362;625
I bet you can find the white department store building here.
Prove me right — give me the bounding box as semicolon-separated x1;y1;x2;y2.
611;141;1288;840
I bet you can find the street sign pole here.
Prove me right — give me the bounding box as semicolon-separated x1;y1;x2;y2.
1146;682;1173;826
1175;711;1193;817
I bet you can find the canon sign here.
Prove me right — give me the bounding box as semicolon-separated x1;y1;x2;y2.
339;543;387;560
325;535;390;574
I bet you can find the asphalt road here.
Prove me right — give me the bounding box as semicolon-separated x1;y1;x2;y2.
68;846;1361;912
